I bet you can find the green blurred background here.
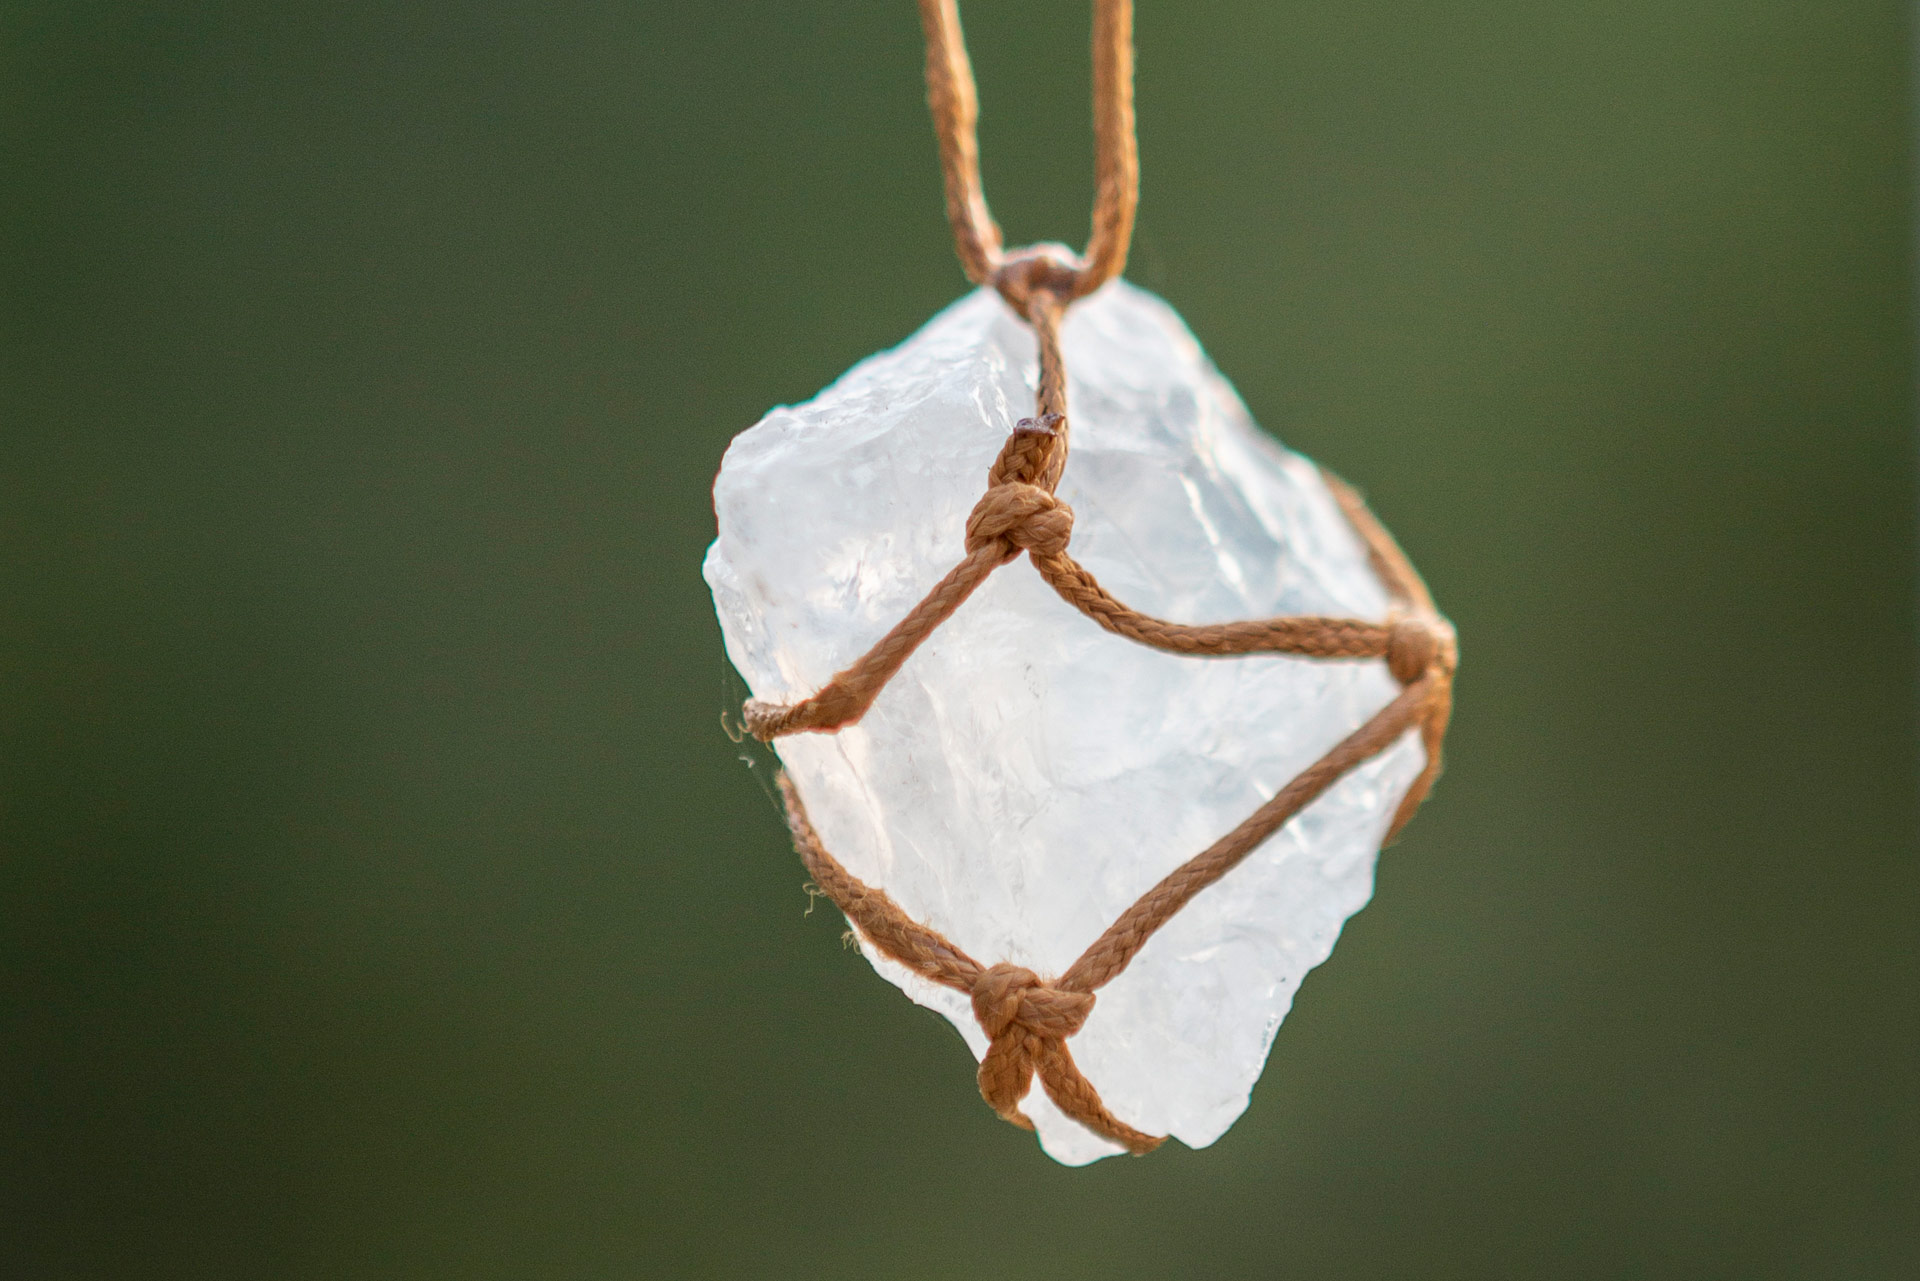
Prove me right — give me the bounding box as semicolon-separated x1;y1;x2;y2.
4;2;1914;1277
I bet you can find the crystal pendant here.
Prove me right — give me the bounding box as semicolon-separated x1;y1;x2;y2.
705;282;1425;1164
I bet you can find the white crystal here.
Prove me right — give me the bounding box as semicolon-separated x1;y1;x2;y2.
704;281;1424;1164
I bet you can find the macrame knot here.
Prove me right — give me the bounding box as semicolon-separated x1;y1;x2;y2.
989;246;1082;320
964;482;1075;560
1386;615;1443;685
969;963;1107;1138
969;963;1094;1041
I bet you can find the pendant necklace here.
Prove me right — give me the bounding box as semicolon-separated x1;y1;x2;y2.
705;0;1456;1164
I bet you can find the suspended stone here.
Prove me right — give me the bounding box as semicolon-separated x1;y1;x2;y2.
704;282;1425;1164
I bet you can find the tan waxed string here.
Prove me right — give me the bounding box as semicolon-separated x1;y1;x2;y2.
743;0;1456;1154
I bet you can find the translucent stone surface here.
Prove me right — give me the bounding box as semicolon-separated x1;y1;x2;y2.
704;282;1423;1164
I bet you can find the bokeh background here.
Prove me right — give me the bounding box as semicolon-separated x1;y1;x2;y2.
5;2;1915;1277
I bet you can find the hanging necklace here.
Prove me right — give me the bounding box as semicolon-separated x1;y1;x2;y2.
706;0;1455;1164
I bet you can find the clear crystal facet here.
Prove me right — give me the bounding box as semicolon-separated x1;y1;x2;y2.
704;282;1424;1164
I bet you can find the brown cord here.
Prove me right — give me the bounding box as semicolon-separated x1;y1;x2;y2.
744;1;1456;1154
918;0;1136;319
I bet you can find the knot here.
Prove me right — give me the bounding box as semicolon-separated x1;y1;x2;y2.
989;244;1082;319
968;962;1160;1152
965;483;1075;559
970;964;1094;1041
1386;616;1443;685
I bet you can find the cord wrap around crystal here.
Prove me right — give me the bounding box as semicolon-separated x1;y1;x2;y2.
740;0;1457;1155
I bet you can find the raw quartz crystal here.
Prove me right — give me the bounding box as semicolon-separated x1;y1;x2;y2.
705;281;1425;1164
